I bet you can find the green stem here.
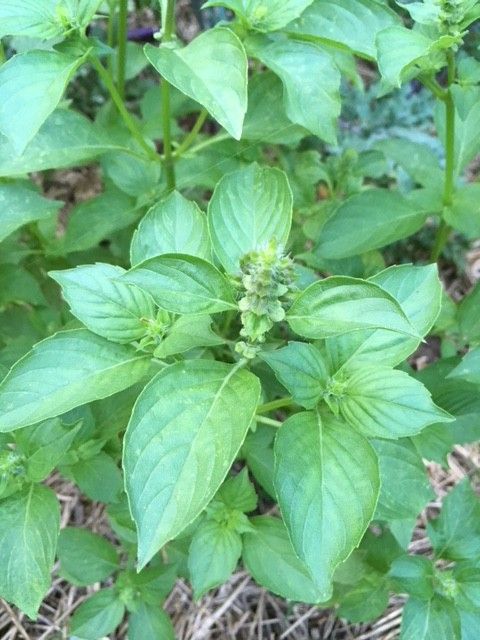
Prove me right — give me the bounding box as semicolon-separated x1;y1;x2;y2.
419;74;447;101
183;131;231;156
160;0;176;191
90;54;159;162
0;41;5;65
256;415;282;428
117;0;128;99
107;0;116;75
256;396;294;414
431;50;456;261
173;109;208;158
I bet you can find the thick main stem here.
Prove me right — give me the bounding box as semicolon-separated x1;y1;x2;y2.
161;0;176;191
432;50;456;261
117;0;128;99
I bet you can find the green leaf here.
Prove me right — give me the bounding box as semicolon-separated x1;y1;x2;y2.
124;360;260;568
260;342;329;409
58;527;119;586
0;0;67;39
0;329;150;432
460;610;480;640
339;366;452;439
204;0;314;31
400;595;461;640
286;0;399;59
427;480;480;562
215;468;257;513
0;51;85;154
241;426;275;498
458;283;480;344
336;573;389;623
0;182;62;244
375;138;443;188
145;28;247;139
63;0;103;27
0;110;125;177
376;26;437;87
315;190;429;259
448;348;480;385
389;555;435;600
154;314;223;359
50;263;156;343
64;451;123;504
121;254;236;314
15;417;82;482
58;186;139;255
188;520;242;599
130;191;210;265
372;439;434;521
128;603;174;640
208;163;292;274
454;562;480;611
274;411;379;598
287;276;419;339
247;35;340;143
445;184;480;240
242;516;323;603
0;485;59;618
0;265;46;306
70;589;125;640
101;149;160;198
325;264;443;368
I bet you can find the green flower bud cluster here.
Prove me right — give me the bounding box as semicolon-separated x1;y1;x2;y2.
0;449;26;499
436;0;472;37
137;309;172;351
236;240;295;359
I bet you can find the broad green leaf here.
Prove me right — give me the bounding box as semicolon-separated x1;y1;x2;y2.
0;183;62;244
339;366;452;438
145;28;247;139
247;35;340;143
315;190;429;259
130;191;210;265
0;329;150;432
376;26;438;87
375;138;443;188
208;163;293;274
63;0;104;28
70;589;125;640
121;254;236;314
243;71;307;144
0;265;45;306
154;314;223;358
63;451;123;504
286;0;399;59
15;417;82;482
287;276;418;339
128;603;174;640
215;468;257;513
188;520;242;599
0;110;126;177
461;610;480;640
427;480;480;561
57;187;139;255
260;342;329;409
400;595;461;640
325;264;443;368
458;282;480;344
124;360;260;568
274;411;379;598
448;348;480;385
445;184;480;240
101;149;160;198
336;573;389;623
0;485;59;618
372;439;434;521
241;426;275;498
0;51;85;154
454;562;480;611
242;516;323;602
203;0;314;31
389;556;435;601
58;527;119;586
50;263;156;343
0;0;66;39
